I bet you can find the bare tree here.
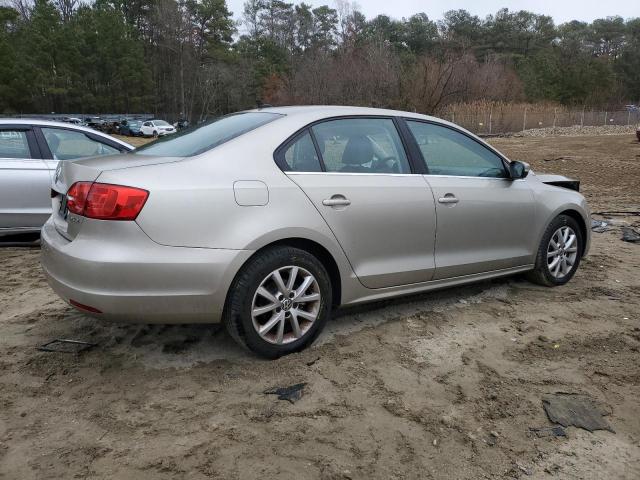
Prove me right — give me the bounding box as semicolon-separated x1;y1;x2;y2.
52;0;82;23
7;0;33;20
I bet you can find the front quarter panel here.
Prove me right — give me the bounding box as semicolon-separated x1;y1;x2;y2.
529;175;591;257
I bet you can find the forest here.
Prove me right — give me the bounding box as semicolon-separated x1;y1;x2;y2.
0;0;639;121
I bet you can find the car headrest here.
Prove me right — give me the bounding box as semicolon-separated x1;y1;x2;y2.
342;135;373;165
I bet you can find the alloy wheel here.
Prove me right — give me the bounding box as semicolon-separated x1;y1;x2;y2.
547;226;578;279
251;266;321;345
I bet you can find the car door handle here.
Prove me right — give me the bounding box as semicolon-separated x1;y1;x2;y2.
322;196;351;207
438;195;459;204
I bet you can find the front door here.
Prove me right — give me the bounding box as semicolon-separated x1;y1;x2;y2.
405;120;536;279
280;117;437;289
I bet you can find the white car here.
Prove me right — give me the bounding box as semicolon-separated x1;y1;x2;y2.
140;120;176;137
0;119;132;236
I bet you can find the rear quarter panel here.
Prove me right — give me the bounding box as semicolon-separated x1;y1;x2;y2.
95;118;357;284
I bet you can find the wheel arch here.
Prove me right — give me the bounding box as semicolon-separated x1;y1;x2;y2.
558;208;588;256
225;237;343;310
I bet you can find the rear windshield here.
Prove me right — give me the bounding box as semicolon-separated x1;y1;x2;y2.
134;112;284;157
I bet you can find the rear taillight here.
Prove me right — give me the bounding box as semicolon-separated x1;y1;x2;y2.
66;182;149;221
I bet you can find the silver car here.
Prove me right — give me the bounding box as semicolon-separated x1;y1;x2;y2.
41;106;590;358
0;119;133;236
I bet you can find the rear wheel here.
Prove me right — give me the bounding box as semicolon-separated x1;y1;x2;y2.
527;214;583;286
224;246;332;358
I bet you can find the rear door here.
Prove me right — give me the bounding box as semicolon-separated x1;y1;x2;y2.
0;126;50;232
278;117;437;289
404;120;536;279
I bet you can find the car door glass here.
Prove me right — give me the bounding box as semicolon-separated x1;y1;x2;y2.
41;128;119;160
407;121;507;178
0;130;32;158
312;118;410;174
282;131;322;172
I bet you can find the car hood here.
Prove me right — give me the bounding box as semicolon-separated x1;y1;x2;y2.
534;173;580;192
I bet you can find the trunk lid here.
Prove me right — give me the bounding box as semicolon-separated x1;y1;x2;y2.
51;153;181;240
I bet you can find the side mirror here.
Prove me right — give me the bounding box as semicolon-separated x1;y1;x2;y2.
509;160;530;179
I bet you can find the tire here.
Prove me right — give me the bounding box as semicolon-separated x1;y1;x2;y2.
526;214;583;287
152;130;158;138
223;246;332;359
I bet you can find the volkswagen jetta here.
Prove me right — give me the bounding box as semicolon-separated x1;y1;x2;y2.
41;106;590;358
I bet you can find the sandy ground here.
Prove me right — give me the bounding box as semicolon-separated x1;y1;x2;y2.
1;134;639;479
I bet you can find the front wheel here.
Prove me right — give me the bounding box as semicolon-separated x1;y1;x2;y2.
224;246;332;358
527;214;583;286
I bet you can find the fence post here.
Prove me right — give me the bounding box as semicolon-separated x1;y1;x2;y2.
604;111;607;126
553;108;557;129
452;112;455;124
628;110;631;126
489;109;492;135
523;108;527;132
580;107;584;128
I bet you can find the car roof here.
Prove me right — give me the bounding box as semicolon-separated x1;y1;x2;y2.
0;118;133;149
247;105;442;122
243;105;464;136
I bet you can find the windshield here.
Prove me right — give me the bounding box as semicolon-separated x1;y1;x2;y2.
135;112;284;157
154;120;170;126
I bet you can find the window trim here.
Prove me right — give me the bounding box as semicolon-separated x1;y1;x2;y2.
274;115;421;175
400;118;511;178
0;125;42;159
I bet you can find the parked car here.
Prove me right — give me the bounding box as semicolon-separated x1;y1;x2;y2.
83;117;106;131
0;119;133;236
42;106;590;358
174;119;189;130
62;117;82;125
140;119;176;137
636;125;640;142
119;119;144;137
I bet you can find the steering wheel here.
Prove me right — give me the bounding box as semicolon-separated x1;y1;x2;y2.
477;167;505;178
372;155;400;173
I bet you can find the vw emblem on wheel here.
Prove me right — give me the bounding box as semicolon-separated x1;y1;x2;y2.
281;298;293;311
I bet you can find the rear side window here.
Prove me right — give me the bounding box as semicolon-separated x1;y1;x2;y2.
311;118;411;174
283;131;322;172
42;128;120;161
407;121;507;178
135;112;284;157
0;130;31;158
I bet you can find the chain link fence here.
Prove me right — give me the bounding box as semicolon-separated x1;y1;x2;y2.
443;109;640;135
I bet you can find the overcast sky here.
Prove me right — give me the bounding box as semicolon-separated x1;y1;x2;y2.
226;0;637;28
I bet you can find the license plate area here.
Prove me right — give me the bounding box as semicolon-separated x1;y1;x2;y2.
58;194;69;220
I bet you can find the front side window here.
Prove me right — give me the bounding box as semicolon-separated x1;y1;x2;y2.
135;112;283;157
41;128;120;161
311;118;411;174
406;121;507;178
0;130;32;158
282;131;322;172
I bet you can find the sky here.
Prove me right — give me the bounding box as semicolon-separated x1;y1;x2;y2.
225;0;638;27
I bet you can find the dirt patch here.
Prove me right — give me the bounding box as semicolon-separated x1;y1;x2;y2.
1;134;639;479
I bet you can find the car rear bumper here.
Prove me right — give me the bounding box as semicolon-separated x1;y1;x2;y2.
40;218;252;324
